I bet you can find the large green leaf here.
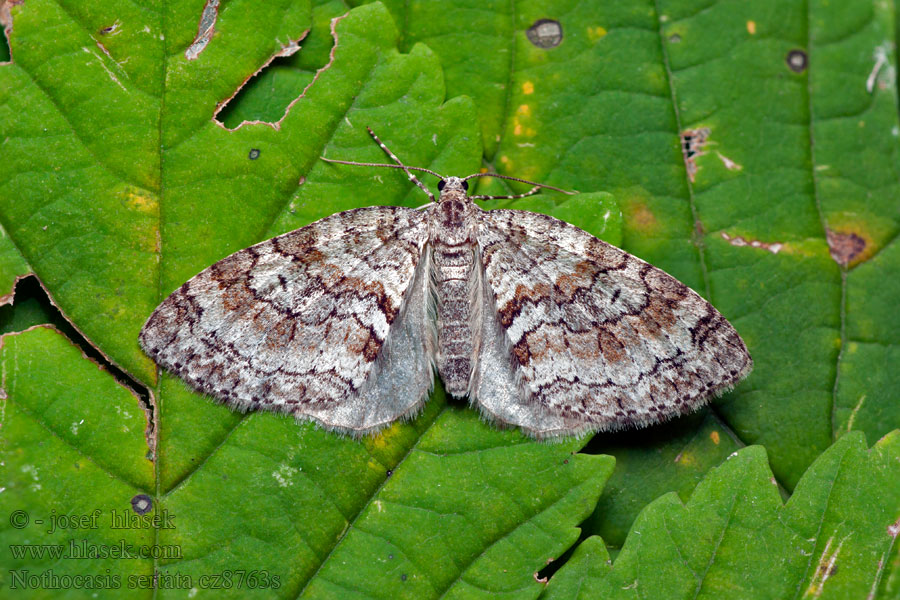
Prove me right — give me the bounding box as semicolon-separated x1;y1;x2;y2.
0;326;155;596
1;2;616;598
1;0;899;597
1;325;613;598
543;431;900;599
352;0;900;544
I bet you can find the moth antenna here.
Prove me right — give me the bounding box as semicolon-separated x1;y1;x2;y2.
470;185;542;201
463;172;577;196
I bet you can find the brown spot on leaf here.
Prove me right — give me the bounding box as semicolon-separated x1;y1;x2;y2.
806;535;845;598
185;0;219;61
100;22;121;35
626;200;658;234
694;219;706;238
826;229;866;266
716;152;742;171
888;515;900;538
131;494;153;515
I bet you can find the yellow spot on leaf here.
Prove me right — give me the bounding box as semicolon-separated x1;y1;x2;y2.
526;127;536;137
523;81;534;95
479;167;489;173
588;26;607;41
500;156;510;164
677;451;697;467
518;104;531;116
367;421;403;450
710;431;720;445
746;20;756;34
123;190;159;214
514;123;523;135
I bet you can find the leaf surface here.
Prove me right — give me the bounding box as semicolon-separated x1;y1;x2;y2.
343;0;900;544
543;432;900;600
0;3;616;598
1;0;899;596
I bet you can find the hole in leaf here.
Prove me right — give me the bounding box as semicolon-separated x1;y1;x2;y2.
0;15;9;62
131;494;153;515
99;21;121;36
786;49;808;73
216;53;315;129
526;19;563;49
2;276;73;337
680;127;710;182
0;276;153;428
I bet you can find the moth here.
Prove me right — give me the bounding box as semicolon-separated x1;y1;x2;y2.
140;129;752;438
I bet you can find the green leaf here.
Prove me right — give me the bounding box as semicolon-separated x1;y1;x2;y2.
0;326;154;596
543;431;900;599
1;324;614;598
0;2;617;597
217;0;350;129
352;0;900;544
812;1;900;441
0;223;29;305
2;0;899;596
583;411;745;545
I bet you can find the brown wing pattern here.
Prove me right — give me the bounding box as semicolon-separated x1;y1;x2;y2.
474;209;751;437
140;206;433;435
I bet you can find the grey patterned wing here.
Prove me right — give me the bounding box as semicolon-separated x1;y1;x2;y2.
140;206;434;436
474;209;752;438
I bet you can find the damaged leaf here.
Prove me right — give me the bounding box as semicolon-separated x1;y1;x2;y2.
2;0;900;597
0;2;616;598
543;432;900;600
0;326;156;588
0;222;28;306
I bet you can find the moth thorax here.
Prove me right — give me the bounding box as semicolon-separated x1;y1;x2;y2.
433;195;476;245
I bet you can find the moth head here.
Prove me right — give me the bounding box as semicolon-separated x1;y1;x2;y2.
437;177;468;195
